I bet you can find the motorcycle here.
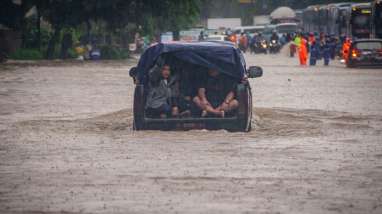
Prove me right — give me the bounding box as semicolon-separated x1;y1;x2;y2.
269;39;280;54
254;39;268;54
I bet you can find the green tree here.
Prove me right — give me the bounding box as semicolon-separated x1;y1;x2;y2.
41;0;84;58
0;0;35;30
2;0;202;58
135;0;201;40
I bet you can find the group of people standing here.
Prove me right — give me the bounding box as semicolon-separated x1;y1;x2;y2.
290;33;337;66
291;32;349;67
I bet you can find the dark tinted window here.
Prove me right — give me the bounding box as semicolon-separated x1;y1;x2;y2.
276;25;297;34
353;15;370;26
355;42;382;50
244;29;262;34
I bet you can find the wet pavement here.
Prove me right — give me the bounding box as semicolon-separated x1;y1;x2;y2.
0;54;382;214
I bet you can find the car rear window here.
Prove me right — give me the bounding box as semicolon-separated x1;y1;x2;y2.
244;28;264;34
206;36;224;41
355;42;382;50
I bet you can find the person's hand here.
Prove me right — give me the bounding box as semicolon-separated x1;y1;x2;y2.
171;106;179;117
202;99;209;106
241;75;248;84
133;77;139;85
219;101;229;110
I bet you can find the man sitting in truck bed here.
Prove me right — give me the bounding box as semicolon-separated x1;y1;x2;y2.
193;69;239;118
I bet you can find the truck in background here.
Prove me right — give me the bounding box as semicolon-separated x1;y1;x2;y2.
253;15;271;26
207;18;242;30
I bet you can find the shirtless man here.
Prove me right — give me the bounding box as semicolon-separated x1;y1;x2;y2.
193;69;239;117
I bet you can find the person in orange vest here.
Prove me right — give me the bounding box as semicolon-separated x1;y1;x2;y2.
239;33;248;53
299;37;308;66
291;34;301;58
342;38;351;64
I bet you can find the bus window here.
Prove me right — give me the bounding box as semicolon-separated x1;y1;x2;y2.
374;1;382;38
243;29;264;34
351;5;372;38
354;15;369;26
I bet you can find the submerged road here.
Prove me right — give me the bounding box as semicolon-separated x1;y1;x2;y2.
0;54;382;214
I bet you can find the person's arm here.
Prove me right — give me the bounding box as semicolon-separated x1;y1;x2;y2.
198;88;209;105
224;91;235;104
217;91;235;111
196;73;209;104
220;79;237;107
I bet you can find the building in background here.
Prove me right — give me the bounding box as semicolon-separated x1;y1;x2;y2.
200;0;256;28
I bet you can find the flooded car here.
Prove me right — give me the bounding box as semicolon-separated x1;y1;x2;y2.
129;42;263;132
347;39;382;67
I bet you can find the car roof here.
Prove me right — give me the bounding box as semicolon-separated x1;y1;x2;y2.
159;41;235;47
328;2;352;8
136;42;246;84
234;26;265;30
353;39;382;43
276;23;297;27
207;35;226;37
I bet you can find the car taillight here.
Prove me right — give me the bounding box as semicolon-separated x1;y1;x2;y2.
378;49;382;56
351;49;360;58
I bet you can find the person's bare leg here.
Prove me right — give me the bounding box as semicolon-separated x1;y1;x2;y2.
171;106;179;117
219;99;239;113
205;106;219;115
193;96;205;109
193;96;207;116
193;96;216;116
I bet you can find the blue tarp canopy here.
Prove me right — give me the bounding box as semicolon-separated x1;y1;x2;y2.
136;42;246;84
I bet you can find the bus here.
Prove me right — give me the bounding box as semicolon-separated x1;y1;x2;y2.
302;5;322;33
318;5;330;33
327;2;352;37
302;3;354;37
350;3;372;39
373;0;382;38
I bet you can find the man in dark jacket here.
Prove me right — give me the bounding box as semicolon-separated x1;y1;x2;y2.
310;40;319;66
322;39;331;66
145;65;179;118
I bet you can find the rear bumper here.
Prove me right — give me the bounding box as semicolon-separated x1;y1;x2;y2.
144;117;238;123
142;117;241;130
349;58;382;67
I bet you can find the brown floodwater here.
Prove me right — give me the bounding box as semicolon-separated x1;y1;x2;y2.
1;55;382;214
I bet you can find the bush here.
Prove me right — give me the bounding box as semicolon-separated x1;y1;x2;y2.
100;45;119;59
9;48;43;60
100;45;129;60
67;48;79;59
119;49;130;59
22;17;51;49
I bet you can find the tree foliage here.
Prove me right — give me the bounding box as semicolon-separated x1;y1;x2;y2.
0;0;201;34
0;0;35;30
0;0;202;58
254;0;370;14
